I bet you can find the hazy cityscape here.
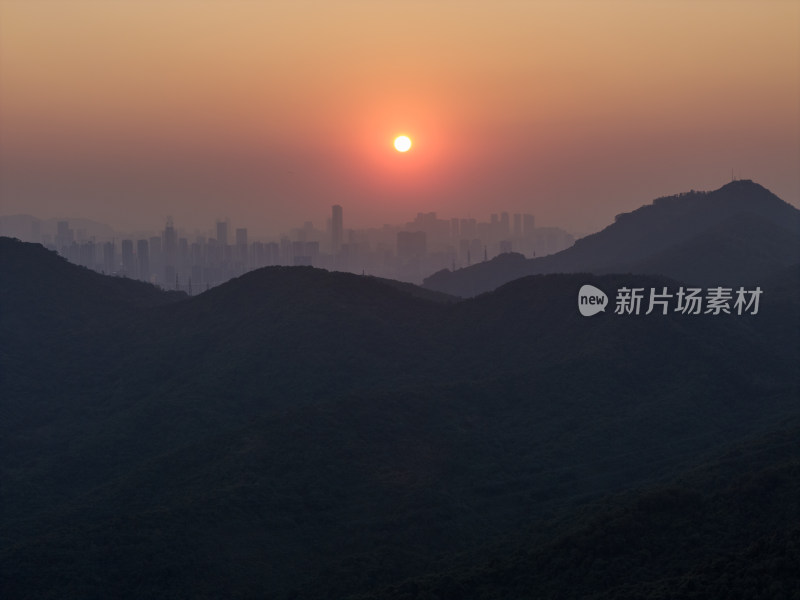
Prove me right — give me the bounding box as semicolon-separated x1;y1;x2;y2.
3;1;798;598
1;207;574;289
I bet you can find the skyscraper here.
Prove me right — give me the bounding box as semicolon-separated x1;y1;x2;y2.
500;212;510;237
235;227;248;266
216;220;228;247
397;231;427;259
121;239;135;276
103;242;116;274
331;205;343;253
55;221;73;252
523;213;536;237
163;218;177;272
137;239;150;282
513;213;522;237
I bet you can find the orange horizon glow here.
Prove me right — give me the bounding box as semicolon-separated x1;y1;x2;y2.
0;1;797;235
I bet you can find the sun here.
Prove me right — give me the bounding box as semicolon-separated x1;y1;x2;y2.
394;135;412;152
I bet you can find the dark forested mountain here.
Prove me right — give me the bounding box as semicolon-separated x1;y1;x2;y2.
1;233;798;599
1;238;185;344
355;422;800;600
424;180;800;297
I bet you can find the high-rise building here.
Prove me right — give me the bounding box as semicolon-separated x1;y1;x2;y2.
102;242;115;274
79;241;95;269
121;239;135;276
397;231;427;259
163;218;177;271
235;228;248;266
280;237;292;264
451;218;460;239
305;241;320;260
178;238;189;268
266;242;280;265
55;221;73;252
149;236;162;259
460;218;477;239
149;236;162;283
137;239;150;282
513;213;522;237
216;220;228;246
523;213;536;236
331;205;343;253
500;212;510;237
291;240;306;264
251;241;266;269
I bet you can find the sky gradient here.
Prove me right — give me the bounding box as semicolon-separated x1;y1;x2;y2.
1;1;798;237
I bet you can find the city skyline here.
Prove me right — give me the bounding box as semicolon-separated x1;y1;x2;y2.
1;1;798;236
3;201;574;288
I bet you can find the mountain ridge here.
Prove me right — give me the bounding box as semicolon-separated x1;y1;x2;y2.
1;209;798;598
424;180;800;296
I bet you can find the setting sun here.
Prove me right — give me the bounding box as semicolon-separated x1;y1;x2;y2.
394;135;412;152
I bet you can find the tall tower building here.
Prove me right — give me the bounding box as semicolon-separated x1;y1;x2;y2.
55;221;74;252
235;228;248;266
500;212;510;237
523;213;536;237
331;205;343;253
137;239;150;282
397;231;427;259
513;213;522;237
163;218;177;270
121;240;134;276
216;220;228;246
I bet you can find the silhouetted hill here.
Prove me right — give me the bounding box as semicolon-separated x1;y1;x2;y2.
0;237;186;398
1;236;798;599
2;251;452;528
0;237;185;340
368;275;458;304
630;212;800;286
424;180;800;296
354;422;800;600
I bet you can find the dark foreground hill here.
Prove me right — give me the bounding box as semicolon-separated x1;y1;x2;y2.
424;180;800;297
356;422;800;600
1;237;798;599
0;237;185;343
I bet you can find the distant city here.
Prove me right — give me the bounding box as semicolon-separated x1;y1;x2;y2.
1;208;575;290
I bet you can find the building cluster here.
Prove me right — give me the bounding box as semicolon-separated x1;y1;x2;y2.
45;207;574;291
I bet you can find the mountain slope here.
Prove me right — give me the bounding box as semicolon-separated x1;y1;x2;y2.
2;244;453;532
353;422;800;600
1;236;798;599
0;237;186;342
630;212;800;286
424;180;800;296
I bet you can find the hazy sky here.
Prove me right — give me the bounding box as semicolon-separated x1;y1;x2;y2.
1;1;798;237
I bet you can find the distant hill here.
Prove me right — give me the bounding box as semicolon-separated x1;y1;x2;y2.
1;236;798;599
0;237;186;347
424;180;800;297
630;212;800;286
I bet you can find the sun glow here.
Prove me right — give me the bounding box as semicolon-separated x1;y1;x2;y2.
394;135;412;152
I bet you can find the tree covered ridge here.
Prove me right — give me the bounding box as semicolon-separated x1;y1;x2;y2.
1;236;798;599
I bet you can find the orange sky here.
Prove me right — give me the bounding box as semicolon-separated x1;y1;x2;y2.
1;1;798;236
